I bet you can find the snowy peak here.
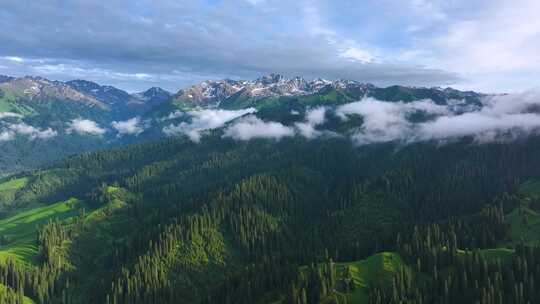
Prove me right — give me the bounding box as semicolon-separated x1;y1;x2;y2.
255;73;286;85
173;79;244;106
170;74;378;107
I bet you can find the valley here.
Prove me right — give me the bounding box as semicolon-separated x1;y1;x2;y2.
0;74;540;303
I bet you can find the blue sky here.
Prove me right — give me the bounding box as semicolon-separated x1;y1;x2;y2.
0;0;538;93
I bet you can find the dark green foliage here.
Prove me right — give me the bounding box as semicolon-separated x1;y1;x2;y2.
2;126;540;302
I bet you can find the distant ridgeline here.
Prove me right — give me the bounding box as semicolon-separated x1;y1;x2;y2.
0;73;483;174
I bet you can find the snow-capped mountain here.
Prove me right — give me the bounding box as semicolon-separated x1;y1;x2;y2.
170;73;436;108
171;74;359;107
173;79;245;107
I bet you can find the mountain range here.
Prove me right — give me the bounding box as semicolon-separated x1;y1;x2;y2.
0;73;487;174
2;74;540;304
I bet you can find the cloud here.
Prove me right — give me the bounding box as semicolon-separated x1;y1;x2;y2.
223;115;295;141
339;47;375;64
0;0;459;92
416;91;540;141
295;107;328;139
336;98;450;144
336;91;540;145
0;123;57;141
244;0;265;4
395;0;540;92
67;118;106;135
3;56;24;63
2;1;539;92
163;108;256;142
163;110;184;121
0;112;23;119
111;117;146;136
0;131;13;141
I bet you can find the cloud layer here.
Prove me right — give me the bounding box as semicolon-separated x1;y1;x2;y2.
67;119;106;135
0;112;23;119
336;91;540;145
223;116;295;141
112;117;146;136
163;108;256;142
336;98;451;144
0;123;57;141
0;0;467;92
295;107;328;139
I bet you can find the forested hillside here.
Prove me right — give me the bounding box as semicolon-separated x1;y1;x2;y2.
0;128;540;303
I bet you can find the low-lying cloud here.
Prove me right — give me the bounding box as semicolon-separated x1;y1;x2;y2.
336;98;450;144
416;91;540;142
223;115;295;141
67;118;106;135
156;91;540;145
112;117;147;136
295;107;328;139
336;91;540;145
163;108;256;142
0;112;23;119
0;123;57;141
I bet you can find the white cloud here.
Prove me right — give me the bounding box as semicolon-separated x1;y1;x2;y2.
305;107;327;125
416;91;540;141
400;0;540;91
111;117;146;136
0;123;57;141
335;91;540;145
0;112;23;119
3;56;24;63
244;0;265;5
0;131;14;141
163;110;184;121
163;108;256;142
417;112;540;142
67;118;106;135
339;47;375;64
295;107;328;139
223;115;295;141
336;97;450;144
9;123;57;139
290;110;300;115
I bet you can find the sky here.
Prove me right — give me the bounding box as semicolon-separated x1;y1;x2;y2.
0;0;538;93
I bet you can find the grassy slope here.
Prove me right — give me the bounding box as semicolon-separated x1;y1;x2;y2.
264;252;406;304
0;177;29;203
0;88;36;115
519;179;540;198
457;248;515;263
0;177;28;192
335;252;404;303
506;207;540;246
326;249;513;304
0;198;88;263
504;179;540;246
